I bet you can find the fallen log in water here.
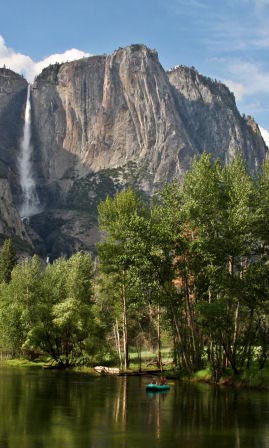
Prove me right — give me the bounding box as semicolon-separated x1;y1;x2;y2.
94;366;120;375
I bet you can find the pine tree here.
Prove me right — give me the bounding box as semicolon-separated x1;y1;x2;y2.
0;239;17;283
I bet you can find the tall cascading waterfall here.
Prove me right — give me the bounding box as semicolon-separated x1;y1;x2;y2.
19;85;40;218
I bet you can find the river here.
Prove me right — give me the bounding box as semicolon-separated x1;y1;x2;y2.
0;368;268;447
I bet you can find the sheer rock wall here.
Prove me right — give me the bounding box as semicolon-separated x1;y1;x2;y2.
0;46;267;257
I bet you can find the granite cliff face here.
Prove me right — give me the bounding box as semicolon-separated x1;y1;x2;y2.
167;66;265;168
31;45;195;196
0;68;32;250
0;45;267;257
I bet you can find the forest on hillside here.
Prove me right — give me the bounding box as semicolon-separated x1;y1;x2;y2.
1;153;269;382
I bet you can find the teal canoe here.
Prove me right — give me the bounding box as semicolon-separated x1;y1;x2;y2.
146;383;170;392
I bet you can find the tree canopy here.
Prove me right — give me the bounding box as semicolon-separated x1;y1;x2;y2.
1;154;269;379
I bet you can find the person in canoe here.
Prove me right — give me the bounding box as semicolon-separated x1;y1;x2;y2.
146;377;170;391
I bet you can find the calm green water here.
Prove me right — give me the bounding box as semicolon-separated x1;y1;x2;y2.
0;368;269;447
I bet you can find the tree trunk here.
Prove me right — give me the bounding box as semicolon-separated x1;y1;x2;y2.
157;304;162;370
171;303;192;373
222;343;239;375
122;272;129;369
114;319;123;370
182;257;201;370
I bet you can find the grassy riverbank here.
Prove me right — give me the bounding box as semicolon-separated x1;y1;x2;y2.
0;359;45;369
2;355;269;390
0;348;172;373
190;365;269;389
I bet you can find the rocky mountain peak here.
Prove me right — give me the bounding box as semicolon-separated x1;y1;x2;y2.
0;45;267;258
0;67;26;85
168;65;236;109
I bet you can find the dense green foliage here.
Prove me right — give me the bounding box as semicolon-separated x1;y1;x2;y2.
0;252;106;367
0;239;17;283
97;154;269;379
1;153;269;379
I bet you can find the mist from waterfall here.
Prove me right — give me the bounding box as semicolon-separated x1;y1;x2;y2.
19;85;40;218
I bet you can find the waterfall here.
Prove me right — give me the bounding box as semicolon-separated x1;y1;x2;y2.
19;85;40;218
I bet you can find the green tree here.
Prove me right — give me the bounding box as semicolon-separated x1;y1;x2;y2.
0;238;17;283
96;155;269;377
159;157;221;372
98;188;149;369
29;252;98;367
98;187;178;369
155;153;269;378
0;255;42;356
178;153;269;378
0;252;102;366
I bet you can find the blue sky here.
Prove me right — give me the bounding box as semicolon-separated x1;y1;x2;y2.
0;0;268;144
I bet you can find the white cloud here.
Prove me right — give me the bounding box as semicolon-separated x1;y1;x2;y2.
259;126;269;147
0;35;91;82
223;80;245;101
0;35;33;78
251;36;269;48
212;57;269;100
205;0;269;53
207;20;269;52
225;60;269;96
211;57;269;129
29;48;91;82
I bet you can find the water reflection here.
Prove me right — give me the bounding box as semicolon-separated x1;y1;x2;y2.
0;369;269;447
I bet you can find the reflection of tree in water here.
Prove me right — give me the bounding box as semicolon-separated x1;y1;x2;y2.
0;372;269;447
0;371;56;436
0;370;120;447
169;384;268;447
0;369;141;448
